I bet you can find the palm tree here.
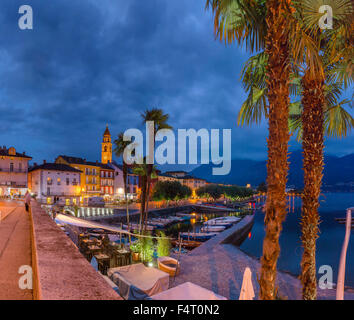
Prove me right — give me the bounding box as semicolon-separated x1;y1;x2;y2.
133;159;157;232
237;1;353;298
206;0;293;299
141;108;172;229
290;0;353;299
114;132;132;244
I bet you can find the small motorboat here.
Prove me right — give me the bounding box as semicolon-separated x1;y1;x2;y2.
123;223;155;232
171;239;201;249
179;232;218;241
157;256;180;277
200;225;226;233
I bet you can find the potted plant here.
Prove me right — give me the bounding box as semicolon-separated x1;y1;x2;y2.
130;241;141;261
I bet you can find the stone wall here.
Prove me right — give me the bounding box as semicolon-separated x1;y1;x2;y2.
29;200;121;300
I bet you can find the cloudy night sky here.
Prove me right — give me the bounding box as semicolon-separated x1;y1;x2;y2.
0;0;353;168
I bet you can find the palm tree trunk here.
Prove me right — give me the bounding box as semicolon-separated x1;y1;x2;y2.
145;177;151;232
123;165;131;245
300;70;325;300
140;175;147;234
259;0;291;300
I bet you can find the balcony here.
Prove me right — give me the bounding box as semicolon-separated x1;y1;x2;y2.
0;181;27;188
0;168;27;173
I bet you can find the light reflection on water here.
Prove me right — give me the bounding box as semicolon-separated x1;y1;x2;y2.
239;192;354;287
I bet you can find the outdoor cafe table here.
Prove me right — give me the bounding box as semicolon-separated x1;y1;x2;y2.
95;253;110;275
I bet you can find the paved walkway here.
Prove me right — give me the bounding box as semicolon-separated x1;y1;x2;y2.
0;201;33;300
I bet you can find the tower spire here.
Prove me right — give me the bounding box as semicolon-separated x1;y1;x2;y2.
101;125;112;164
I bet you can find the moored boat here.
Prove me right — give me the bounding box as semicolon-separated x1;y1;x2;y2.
157;256;180;277
179;232;218;241
200;225;226;232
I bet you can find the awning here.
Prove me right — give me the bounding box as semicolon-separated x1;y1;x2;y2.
55;214;172;240
55;214;130;235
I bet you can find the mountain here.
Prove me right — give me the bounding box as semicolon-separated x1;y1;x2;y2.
190;150;354;190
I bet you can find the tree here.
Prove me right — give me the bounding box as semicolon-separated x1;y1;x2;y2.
114;132;132;244
153;181;192;204
206;0;293;299
236;0;354;299
196;184;223;201
141;108;172;229
133;159;157;232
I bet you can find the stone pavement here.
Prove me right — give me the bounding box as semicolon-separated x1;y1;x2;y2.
171;214;354;300
0;201;33;300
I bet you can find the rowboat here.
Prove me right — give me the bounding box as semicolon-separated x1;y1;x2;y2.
157;256;180;277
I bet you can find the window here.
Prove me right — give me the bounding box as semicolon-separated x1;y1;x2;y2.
47;197;51;204
47;177;52;185
92;169;96;175
47;187;50;195
57;178;61;185
72;178;77;186
19;163;22;172
10;163;14;172
65;199;70;206
73;198;77;205
66;178;70;186
85;168;89;175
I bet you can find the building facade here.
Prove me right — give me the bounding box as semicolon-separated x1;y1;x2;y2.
28;162;81;205
55;156;102;198
0;146;32;197
99;163;114;197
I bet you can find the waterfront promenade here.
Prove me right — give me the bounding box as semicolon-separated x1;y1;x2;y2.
0;200;33;300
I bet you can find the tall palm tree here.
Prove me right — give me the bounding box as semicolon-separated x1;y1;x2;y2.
133;159;157;232
141;108;172;229
237;1;353;298
206;0;293;299
290;0;353;299
114;132;132;244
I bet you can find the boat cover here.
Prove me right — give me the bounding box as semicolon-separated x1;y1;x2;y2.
107;263;169;300
151;282;227;300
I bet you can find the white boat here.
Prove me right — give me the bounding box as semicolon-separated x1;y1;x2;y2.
179;232;218;241
200;225;226;232
123;223;155;231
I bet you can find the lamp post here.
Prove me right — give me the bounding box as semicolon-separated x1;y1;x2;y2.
336;207;353;300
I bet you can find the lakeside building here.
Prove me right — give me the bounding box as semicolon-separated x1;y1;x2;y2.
157;170;207;196
164;170;189;178
98;163;114;198
55;155;102;197
0;146;32;197
28;162;81;205
108;161;140;200
157;172;179;183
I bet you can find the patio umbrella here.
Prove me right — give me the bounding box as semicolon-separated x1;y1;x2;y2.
239;267;255;300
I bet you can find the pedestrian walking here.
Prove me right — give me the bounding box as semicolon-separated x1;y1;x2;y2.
24;191;31;212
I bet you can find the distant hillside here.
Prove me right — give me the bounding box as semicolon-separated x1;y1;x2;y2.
190;151;354;191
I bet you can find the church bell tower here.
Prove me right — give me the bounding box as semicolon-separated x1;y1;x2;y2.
101;125;112;164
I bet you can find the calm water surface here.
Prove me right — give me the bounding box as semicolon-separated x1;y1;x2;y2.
240;192;354;287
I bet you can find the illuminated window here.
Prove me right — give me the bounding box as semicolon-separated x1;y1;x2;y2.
46;197;51;204
65;199;70;206
73;198;77;205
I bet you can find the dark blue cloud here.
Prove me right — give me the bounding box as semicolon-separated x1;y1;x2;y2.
0;0;352;166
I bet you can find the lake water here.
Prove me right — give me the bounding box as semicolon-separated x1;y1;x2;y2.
240;192;354;287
